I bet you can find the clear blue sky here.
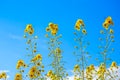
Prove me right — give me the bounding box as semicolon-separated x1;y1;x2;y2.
0;0;120;79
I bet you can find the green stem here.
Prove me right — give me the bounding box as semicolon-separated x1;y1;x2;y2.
80;37;84;80
102;30;112;79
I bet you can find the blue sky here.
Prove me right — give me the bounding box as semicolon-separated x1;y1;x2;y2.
0;0;120;79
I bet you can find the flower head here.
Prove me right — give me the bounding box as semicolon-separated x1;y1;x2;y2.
75;19;84;31
24;24;34;35
46;22;58;35
111;61;118;68
103;22;109;30
47;70;53;77
0;72;7;79
89;64;95;71
16;60;27;69
103;16;114;30
14;73;22;80
73;64;80;72
36;54;42;61
82;29;87;35
110;29;114;34
46;27;50;32
28;66;38;79
105;16;114;25
56;48;61;54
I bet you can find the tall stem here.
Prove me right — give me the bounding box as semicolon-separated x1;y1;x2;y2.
80;38;84;80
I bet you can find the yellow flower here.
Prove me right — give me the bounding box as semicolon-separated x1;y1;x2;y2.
47;70;53;77
17;60;24;65
36;70;41;76
14;73;22;80
30;66;37;72
97;65;106;75
28;66;38;79
29;69;41;78
24;24;32;32
48;23;54;29
86;66;91;74
36;54;42;61
77;19;84;26
24;24;34;35
16;60;27;69
16;64;20;69
51;24;58;35
31;57;37;62
29;73;36;79
1;72;7;79
16;60;24;68
73;64;80;72
47;22;58;35
103;22;109;30
28;28;34;35
103;16;114;30
75;23;81;31
51;29;57;35
36;62;41;66
82;29;87;34
105;16;114;25
46;27;50;32
49;23;56;30
0;74;2;79
56;48;61;54
89;64;95;71
74;77;81;80
110;29;114;34
75;19;84;31
111;61;118;68
23;64;27;68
